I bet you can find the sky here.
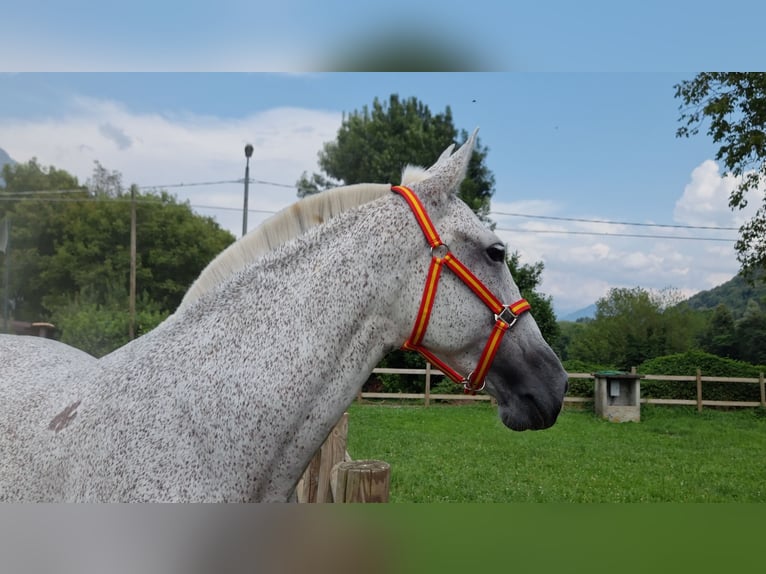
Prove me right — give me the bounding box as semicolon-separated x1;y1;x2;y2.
1;2;764;316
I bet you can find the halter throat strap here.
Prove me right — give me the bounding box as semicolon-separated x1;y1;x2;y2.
391;185;530;394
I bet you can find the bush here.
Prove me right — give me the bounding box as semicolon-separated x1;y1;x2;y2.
49;286;168;357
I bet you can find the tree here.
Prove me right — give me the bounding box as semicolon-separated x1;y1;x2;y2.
567;287;700;370
674;73;766;278
735;299;766;364
505;251;559;347
1;160;235;341
698;303;737;359
49;283;168;357
297;94;495;224
0;159;87;320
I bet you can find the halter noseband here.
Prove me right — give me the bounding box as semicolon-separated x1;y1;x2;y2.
392;185;531;395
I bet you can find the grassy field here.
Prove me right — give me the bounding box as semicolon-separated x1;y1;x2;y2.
344;402;766;502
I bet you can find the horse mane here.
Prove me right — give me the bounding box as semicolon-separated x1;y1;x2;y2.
178;166;432;311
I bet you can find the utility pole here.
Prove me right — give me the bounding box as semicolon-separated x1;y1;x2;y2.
243;143;253;237
129;184;137;340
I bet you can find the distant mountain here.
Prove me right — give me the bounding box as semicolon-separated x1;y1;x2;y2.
684;272;766;318
560;303;597;322
0;146;16;186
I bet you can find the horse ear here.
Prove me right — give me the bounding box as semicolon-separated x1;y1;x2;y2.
432;143;456;167
413;128;478;200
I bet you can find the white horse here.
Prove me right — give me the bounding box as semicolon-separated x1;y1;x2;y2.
0;130;567;502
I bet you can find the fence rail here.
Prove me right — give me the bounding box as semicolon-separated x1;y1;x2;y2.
364;366;766;411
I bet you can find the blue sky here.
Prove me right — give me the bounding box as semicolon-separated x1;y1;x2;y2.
2;1;765;71
1;2;764;315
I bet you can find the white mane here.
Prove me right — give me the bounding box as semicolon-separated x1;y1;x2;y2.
178;166;434;311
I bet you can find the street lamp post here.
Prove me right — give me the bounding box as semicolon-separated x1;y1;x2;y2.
243;143;254;237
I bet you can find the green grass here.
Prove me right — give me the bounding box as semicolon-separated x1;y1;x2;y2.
345;402;766;502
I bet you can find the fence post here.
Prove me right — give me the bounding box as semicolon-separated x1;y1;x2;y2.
425;362;431;408
331;460;391;503
696;369;703;413
760;372;765;409
296;412;349;503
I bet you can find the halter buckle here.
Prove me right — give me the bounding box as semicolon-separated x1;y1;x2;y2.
494;305;520;327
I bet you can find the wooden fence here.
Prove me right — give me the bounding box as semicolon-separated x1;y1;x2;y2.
296;412;391;503
362;366;766;412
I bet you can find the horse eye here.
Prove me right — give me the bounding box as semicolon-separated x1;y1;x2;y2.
486;243;506;263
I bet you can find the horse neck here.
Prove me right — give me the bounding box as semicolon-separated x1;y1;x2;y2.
171;196;417;499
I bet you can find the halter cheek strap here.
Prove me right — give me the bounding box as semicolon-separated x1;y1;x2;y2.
392;185;530;394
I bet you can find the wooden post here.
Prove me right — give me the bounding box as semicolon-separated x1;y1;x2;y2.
424;362;431;408
759;372;765;409
696;368;703;413
296;412;348;503
32;322;55;338
331;460;390;503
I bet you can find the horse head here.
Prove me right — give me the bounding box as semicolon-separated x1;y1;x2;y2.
395;130;568;431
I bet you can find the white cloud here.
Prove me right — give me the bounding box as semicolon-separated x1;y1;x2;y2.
674;159;765;228
0;97;343;237
489;159;751;314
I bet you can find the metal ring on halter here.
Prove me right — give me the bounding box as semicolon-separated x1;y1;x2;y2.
430;243;450;260
463;372;486;393
494;305;519;328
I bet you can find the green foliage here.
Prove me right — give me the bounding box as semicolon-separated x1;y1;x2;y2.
1;160;234;324
552;320;588;361
694;300;766;364
296;94;495;224
505;251;559;347
566;287;701;370
1;159;87;321
49;284;168;357
1;159;234;351
735;299;766;364
684;271;766;317
638;350;765;402
697;304;736;358
675;73;766;276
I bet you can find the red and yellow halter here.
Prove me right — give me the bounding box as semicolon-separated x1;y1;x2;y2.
392;185;531;394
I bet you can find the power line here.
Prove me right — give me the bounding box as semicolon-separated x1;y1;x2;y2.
495;226;737;242
138;177;297;191
490;210;740;231
137;179;241;190
0;188;88;196
0;177;298;197
0;182;743;242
